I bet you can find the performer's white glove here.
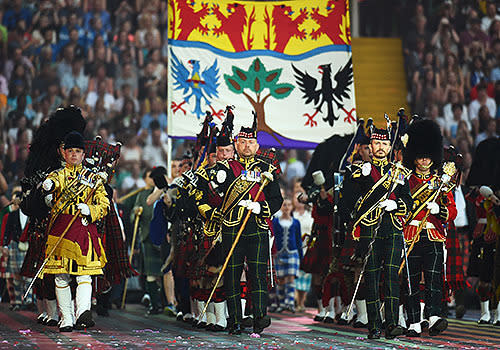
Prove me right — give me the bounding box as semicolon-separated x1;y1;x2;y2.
238;200;261;214
77;203;90;216
42;179;54;192
379;199;397;212
361;163;372;176
426;202;440;215
44;194;53;207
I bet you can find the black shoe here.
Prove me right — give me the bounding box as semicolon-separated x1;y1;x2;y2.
420;320;429;329
455;305;465;319
337;317;349;325
74;310;95;330
37;314;46;324
242;317;253;328
429;318;447;336
59;326;73;332
228;323;242;335
46;319;59;327
353;320;367;328
478;318;491;325
323;316;335;324
368;328;381;339
385;324;404;339
206;324;214;331
212;324;225;332
196;321;207;329
253;315;271;334
313;314;325;322
406;329;421;337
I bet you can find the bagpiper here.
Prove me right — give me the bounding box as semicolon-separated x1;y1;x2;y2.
350;120;413;339
465;138;500;325
196;112;283;335
41;131;110;332
401;118;457;337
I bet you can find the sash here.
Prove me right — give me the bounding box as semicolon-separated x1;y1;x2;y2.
221;160;267;215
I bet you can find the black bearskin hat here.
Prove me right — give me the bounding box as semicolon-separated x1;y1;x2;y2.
466;138;500;191
63;131;85;150
217;106;235;146
238;110;257;139
402;118;443;171
25;106;86;177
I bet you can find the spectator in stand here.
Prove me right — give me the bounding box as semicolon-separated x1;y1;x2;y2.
57;44;75;79
440;53;465;103
121;161;146;192
475;118;498;146
142;120;167;168
112;29;136;66
460;18;489;63
489;19;500;45
43;80;62;113
444;104;470;145
431;17;460;53
113;84;139;115
31;14;57;48
469;82;497;134
4;44;34;82
88;63;113;96
2;0;33;31
113;2;135;35
466;56;488;92
140;97;167;132
135;13;161;49
63;26;86;60
138;61;159;101
481;1;500;33
115;63;138;98
83;1;111;34
415;67;441;115
147;49;165;79
489;39;500;82
58;12;86;48
86;79;115;111
8;19;32;54
61;57;88;99
120;134;143;169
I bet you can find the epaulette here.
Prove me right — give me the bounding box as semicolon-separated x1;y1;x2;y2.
351;163;363;178
195;166;209;181
217;159;230;169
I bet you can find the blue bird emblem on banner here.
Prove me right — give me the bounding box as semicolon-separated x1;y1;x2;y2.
170;49;220;119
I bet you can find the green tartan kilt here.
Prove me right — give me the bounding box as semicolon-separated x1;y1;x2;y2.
140;240;163;277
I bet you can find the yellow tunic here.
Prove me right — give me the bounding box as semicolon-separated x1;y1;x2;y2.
42;164;110;276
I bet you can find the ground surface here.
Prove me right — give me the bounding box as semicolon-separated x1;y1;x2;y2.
0;303;499;349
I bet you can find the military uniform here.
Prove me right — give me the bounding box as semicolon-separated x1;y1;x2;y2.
404;171;457;335
352;156;412;335
197;155;282;333
42;132;110;332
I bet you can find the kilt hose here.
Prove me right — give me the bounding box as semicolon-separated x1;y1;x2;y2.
359;217;403;331
223;225;269;326
406;233;444;324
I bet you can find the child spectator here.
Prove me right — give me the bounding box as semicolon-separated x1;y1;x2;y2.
270;198;302;313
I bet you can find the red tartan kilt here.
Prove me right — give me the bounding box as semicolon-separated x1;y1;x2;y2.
20;233;46;278
301;244;332;274
301;236;332;274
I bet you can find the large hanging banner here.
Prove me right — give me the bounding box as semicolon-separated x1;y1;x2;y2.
168;0;356;148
